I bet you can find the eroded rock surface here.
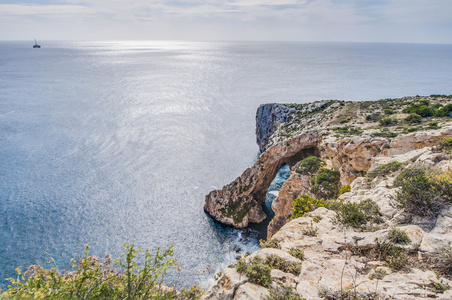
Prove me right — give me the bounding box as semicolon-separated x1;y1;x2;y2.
204;148;452;299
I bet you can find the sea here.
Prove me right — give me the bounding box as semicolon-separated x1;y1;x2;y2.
1;40;452;289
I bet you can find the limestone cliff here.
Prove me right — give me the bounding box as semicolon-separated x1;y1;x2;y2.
205;95;452;232
203;94;452;300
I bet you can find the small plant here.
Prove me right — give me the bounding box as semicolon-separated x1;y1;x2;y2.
333;199;382;229
436;247;452;276
318;288;352;300
236;257;272;287
310;168;340;199
366;113;380;122
301;221;319;237
294;156;325;175
331;126;363;135
260;238;280;249
404;113;422;124
289;248;305;261
431;281;450;293
384;108;395;115
437;137;452;153
428;121;440;129
337;185;351;197
366;161;403;182
379;117;398;127
372;239;408;271
266;285;304;300
264;255;302;276
369;268;388;280
312;215;322;223
340;117;352;124
386;227;411;245
292;195;327;218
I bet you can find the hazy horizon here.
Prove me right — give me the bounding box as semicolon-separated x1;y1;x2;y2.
1;0;451;44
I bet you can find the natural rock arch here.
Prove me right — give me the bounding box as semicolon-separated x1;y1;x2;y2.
204;130;321;229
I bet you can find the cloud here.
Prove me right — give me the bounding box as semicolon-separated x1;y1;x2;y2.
0;4;93;15
0;0;451;42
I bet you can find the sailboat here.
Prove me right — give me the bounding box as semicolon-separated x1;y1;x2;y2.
33;39;41;48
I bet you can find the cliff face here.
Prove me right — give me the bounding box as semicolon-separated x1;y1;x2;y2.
255;104;294;153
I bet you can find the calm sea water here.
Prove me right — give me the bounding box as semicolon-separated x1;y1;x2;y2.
1;40;452;288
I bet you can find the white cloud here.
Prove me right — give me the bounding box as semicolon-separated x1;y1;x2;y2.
0;4;93;15
0;0;451;42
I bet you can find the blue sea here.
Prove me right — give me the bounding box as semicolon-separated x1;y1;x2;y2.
1;40;452;288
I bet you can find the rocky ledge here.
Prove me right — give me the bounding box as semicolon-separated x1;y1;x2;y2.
204;95;452;299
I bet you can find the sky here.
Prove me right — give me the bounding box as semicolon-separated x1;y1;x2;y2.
1;0;451;43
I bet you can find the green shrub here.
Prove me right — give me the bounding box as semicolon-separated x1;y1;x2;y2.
404;113;422;124
366;161;404;182
292;195;327;218
295;156;325;175
433;172;452;202
436;247;452;276
318;289;353;300
289;248;305;261
431;281;450;294
403;100;435;117
379;117;398;126
337;185;351;197
301;221;319;236
384;109;395;115
428;121;440;129
264;255;301;276
372;239;408;270
331;126;363;135
393;167;425;187
2;244;202;300
237;255;302;287
236;257;272;287
386;227;411;245
394;168;446;219
266;285;304;300
340;117;352;124
333;199;382;229
310;168;340;199
260;238;280;249
437;137;452;152
372;131;398;138
366;113;380;122
435;104;452;117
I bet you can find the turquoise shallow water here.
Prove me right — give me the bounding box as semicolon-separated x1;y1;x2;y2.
1;40;452;288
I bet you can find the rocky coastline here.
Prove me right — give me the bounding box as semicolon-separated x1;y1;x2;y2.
203;95;452;299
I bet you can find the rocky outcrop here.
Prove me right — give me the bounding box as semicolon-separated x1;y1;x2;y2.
205;96;452;229
255;104;293;153
267;173;311;239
